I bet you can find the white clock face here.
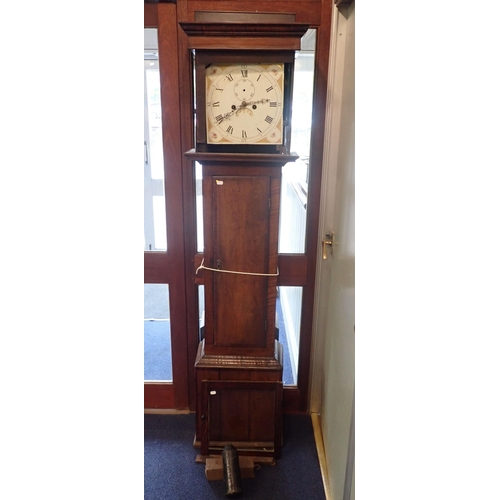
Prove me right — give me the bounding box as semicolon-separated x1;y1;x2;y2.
205;63;284;145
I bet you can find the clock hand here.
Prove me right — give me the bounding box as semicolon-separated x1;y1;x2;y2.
215;98;271;124
237;98;270;108
231;98;270;118
215;110;236;124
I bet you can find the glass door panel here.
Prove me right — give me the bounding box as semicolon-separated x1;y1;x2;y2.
279;29;316;254
277;286;303;386
144;28;167;252
195;161;204;252
144;284;172;381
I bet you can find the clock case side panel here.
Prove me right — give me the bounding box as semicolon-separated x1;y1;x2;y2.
194;50;295;155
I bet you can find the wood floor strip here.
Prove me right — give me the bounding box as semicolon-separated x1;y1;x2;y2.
311;412;332;500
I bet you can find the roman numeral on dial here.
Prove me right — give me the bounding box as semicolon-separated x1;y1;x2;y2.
265;115;273;124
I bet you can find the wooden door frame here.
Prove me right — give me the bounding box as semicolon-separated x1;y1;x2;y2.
144;2;190;410
145;0;332;412
174;0;333;413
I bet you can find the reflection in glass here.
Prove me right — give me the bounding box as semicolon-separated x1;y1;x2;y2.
198;285;205;342
279;29;316;254
195;162;204;252
144;284;172;381
277;286;303;386
144;28;167;251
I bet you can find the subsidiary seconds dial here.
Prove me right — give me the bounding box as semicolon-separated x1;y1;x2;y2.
206;63;284;145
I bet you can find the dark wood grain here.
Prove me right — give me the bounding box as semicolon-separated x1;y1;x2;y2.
195;252;308;286
180;22;309;39
144;3;158;26
185;149;298;165
277;254;308;286
183;2;322;26
144;383;175;409
199;162;282;358
200;380;283;458
212;176;270;349
194;339;284;446
194;11;296;23
295;0;332;412
176;0;201;412
144;3;190;409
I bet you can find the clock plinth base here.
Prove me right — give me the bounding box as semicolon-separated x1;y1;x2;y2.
194;340;284;459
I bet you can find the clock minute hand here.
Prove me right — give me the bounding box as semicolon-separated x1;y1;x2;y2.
215;109;237;124
215;98;271;124
238;98;270;109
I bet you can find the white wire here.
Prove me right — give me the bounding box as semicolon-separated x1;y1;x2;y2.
195;258;279;277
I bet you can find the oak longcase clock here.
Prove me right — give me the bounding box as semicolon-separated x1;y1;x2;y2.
182;19;308;460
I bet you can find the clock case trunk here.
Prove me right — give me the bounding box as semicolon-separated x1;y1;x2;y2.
187;151;298;458
194;50;295;155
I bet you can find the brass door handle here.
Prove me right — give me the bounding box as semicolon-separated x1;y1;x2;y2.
322;231;334;260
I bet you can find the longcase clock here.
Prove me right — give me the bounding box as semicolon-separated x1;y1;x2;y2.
182;18;309;459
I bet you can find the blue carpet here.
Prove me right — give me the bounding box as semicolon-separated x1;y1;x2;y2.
145;284;170;320
144;321;172;381
144;413;326;500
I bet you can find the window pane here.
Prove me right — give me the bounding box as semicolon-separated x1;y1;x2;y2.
144;28;167;251
144;284;172;381
198;284;205;342
279;29;316;253
195;162;204;252
277;286;303;386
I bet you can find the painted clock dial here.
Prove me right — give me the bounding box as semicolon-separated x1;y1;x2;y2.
205;63;284;145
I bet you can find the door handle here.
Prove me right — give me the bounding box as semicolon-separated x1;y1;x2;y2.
322;231;335;260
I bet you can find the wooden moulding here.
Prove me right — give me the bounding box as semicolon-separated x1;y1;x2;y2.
179;20;309;51
187;37;303;51
184;149;298;166
194;339;283;371
179;21;309;39
194;11;297;24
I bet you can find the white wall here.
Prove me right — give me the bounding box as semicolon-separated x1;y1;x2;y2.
311;2;355;499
